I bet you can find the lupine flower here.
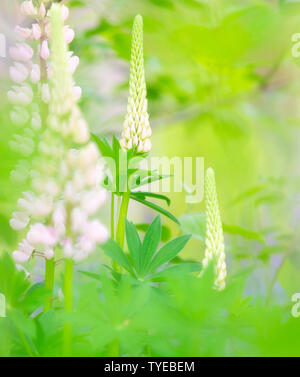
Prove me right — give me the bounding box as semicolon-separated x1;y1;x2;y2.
39;3;46;18
9;134;35;156
40;40;50;60
8;2;51;185
9;43;33;62
10;106;29;126
61;5;70;22
9;62;29;83
30;64;41;83
202;168;227;290
64;26;75;44
20;1;37;18
8;0;78;173
10;4;108;265
13;239;34;264
15;26;32;40
120;15;152;154
7;84;33;105
31;24;42;40
31;112;41;130
10;212;29;231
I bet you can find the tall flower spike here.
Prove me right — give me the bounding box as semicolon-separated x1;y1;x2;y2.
120;15;152;154
202;168;227;290
10;3;108;265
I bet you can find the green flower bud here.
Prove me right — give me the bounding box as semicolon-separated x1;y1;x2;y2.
202;167;227;290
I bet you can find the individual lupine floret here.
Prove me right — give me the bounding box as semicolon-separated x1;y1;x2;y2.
120;15;152;154
10;3;109;265
202;168;227;290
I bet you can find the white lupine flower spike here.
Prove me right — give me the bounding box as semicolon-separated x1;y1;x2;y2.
8;0;80;167
120;15;152;154
10;3;108;267
202;168;227;290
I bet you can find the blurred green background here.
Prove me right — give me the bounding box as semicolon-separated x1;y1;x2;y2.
2;0;300;303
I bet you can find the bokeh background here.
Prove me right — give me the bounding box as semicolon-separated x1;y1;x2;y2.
1;0;300;303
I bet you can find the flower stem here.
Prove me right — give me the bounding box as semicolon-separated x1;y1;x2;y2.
63;258;73;356
44;258;55;312
111;192;115;240
116;191;130;249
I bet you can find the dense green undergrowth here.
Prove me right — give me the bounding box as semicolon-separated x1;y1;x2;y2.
0;252;300;357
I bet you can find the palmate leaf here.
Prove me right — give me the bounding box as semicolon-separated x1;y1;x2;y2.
149;263;202;282
145;234;191;276
101;238;134;275
130;195;179;224
101;217;190;280
125;219;142;274
140;216;162;274
136;223;172;242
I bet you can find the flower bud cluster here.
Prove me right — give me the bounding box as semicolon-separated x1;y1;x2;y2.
202;168;227;290
120;15;152;154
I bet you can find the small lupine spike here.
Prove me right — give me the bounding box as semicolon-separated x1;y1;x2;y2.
120;15;152;154
202;167;227;290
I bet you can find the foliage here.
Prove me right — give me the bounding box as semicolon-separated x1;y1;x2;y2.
100;216;192;280
1;252;300;357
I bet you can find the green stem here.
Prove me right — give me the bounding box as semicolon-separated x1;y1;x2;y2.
44;258;55;312
111;192;119;271
111;192;115;240
116;191;130;249
63;258;73;356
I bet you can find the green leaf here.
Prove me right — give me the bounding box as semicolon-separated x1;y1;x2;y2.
146;235;191;275
102;238;134;275
149;262;202;282
130;170;171;190
130;196;179;224
0;252;30;310
179;213;206;241
20;283;49;314
91;134;114;159
223;223;266;244
136;223;172;242
125;219;142;274
112;135;121;156
78;270;102;282
140;216;162;274
131;191;171;206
